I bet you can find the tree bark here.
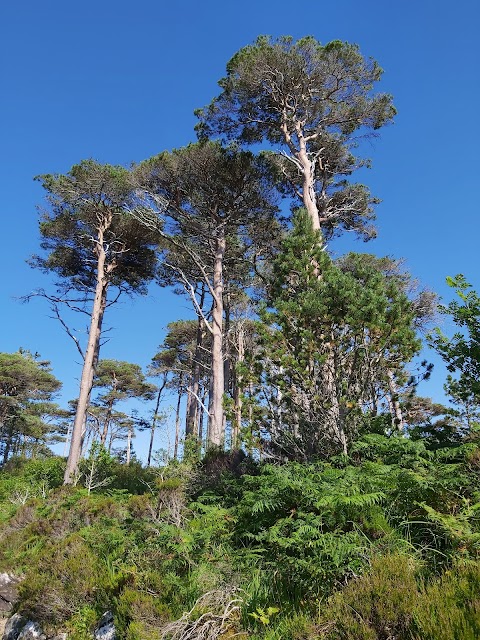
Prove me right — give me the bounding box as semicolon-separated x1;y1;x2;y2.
297;130;321;232
324;344;348;455
64;227;110;484
186;288;206;439
198;383;207;448
126;423;132;465
208;233;226;447
387;369;404;430
147;374;167;466
232;322;245;449
100;397;114;446
174;375;184;460
280;116;321;233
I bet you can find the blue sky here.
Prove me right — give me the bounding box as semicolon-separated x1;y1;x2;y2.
1;0;479;458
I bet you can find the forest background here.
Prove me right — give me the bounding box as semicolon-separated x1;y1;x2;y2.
1;0;479;459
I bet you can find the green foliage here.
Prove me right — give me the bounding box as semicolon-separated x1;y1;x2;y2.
429;275;480;436
258;211;421;459
7;32;480;638
0;351;63;463
66;606;98;640
197;35;395;240
18;535;106;624
317;554;419;640
414;561;480;639
0;434;479;637
116;588;172;640
315;554;480;640
32;160;159;293
79;442;116;493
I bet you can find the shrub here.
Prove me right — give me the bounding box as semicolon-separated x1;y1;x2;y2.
413;561;480;640
116;587;172;640
317;554;419;640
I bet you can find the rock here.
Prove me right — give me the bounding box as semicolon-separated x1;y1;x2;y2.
93;612;116;640
17;621;46;639
1;615;48;640
3;613;27;640
0;575;20;617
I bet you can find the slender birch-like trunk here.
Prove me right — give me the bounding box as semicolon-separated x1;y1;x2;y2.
126;423;132;465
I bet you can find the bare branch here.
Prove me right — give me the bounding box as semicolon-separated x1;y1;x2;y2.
49;304;85;360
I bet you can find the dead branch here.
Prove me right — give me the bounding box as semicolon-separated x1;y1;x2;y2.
159;588;245;640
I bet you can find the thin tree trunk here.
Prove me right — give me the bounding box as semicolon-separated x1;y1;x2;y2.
324;345;347;455
174;374;184;460
147;375;167;466
232;322;245;449
247;382;254;457
208;233;226;447
186;287;206;439
100;397;114;446
387;370;404;430
126;424;132;465
64;227;110;484
198;383;207;449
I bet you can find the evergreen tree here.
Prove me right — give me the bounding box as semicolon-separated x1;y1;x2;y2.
259;211;421;460
91;359;156;448
134;142;278;447
31;160;159;482
196;36;395;239
429;275;480;438
0;350;63;462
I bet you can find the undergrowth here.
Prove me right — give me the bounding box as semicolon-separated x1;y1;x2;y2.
0;433;479;638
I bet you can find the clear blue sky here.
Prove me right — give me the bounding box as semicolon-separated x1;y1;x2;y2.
1;0;479;458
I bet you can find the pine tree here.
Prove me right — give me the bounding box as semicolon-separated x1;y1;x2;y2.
0;350;63;462
259;211;421;460
31;160;159;482
91;359;156;448
197;36;395;240
134;142;278;447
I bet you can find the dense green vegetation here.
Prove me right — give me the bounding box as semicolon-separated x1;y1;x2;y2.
1;420;479;638
1;35;479;638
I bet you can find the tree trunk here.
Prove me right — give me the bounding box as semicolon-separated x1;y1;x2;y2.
100;397;114;446
324;344;347;455
126;424;132;465
387;370;404;430
174;374;184;460
147;375;167;466
198;383;207;448
64;230;110;484
208;233;226;447
232;322;245;449
186;287;206;439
